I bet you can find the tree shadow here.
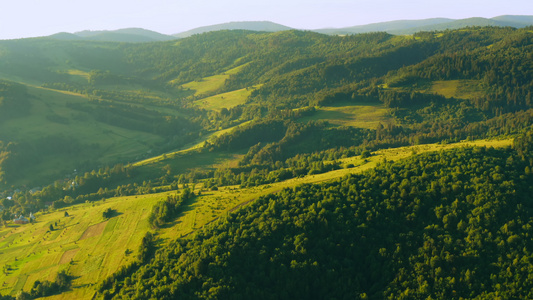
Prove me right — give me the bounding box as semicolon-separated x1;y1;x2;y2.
103;209;122;219
158;195;198;229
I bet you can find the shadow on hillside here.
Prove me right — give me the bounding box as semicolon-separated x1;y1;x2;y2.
158;195;198;230
103;209;122;219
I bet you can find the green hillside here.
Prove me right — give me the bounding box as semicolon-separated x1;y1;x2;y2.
0;26;532;299
99;137;533;299
0;192;167;299
0;138;513;300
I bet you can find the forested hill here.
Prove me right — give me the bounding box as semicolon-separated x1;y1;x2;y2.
3;26;530;115
0;25;532;199
99;133;533;299
1;25;533;299
1;26;531;114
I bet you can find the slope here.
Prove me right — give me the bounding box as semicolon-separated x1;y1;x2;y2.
0;81;192;187
99;136;533;299
0;192;167;299
0;137;512;299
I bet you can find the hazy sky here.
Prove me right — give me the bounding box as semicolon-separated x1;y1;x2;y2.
1;0;532;39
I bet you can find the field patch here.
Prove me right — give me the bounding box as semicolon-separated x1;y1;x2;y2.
65;69;90;84
0;193;163;299
194;86;258;112
181;74;228;96
59;248;79;264
299;102;392;129
133;121;251;167
79;221;108;241
135;150;245;183
429;80;485;99
179;64;248;96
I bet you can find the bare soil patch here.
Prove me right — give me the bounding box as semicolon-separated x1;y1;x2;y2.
79;221;108;241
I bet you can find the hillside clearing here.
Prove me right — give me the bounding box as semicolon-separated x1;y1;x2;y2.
428;80;485;99
299;102;393;129
193;86;258;112
179;64;248;96
132;121;252;167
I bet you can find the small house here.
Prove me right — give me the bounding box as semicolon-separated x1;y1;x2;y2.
13;215;29;224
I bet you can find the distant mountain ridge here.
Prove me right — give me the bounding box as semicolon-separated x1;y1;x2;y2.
45;15;533;43
314;15;533;35
172;21;293;38
313;18;454;35
49;28;177;42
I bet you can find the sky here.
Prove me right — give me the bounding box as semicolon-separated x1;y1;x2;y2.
0;0;532;40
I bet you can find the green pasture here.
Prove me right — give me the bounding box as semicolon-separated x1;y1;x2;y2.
382;79;485;101
134;150;244;182
179;64;248;97
0;193;167;299
428;80;485;99
193;86;257;112
133;121;251;167
64;69;90;85
299;102;392;129
180;75;228;96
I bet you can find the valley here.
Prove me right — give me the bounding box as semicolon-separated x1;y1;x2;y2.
0;25;532;299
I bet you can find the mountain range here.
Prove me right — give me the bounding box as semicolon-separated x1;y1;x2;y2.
48;28;177;42
314;15;533;35
41;15;533;43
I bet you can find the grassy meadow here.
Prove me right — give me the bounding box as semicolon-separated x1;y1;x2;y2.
179;64;249;97
299;102;393;129
381;79;486;101
428;80;486;99
0;193;168;299
132;120;252;168
177;64;258;112
193;86;258;112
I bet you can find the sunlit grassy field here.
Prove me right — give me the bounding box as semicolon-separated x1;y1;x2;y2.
193;87;257;112
299;102;393;129
179;64;248;97
0;193;168;299
428;80;485;99
133;121;251;167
